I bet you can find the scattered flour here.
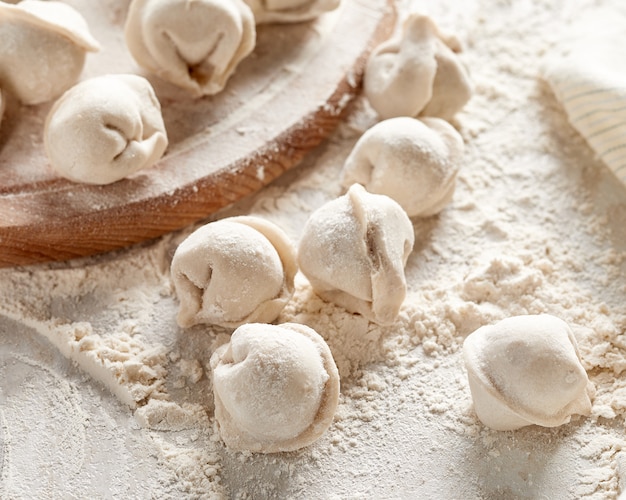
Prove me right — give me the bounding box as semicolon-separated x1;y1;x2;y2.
1;0;626;498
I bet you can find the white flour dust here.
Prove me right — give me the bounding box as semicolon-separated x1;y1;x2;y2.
1;0;626;498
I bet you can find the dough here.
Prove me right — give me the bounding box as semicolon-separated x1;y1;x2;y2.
298;184;414;325
243;0;339;24
364;13;471;120
171;216;297;328
341;117;464;217
44;74;168;185
0;0;99;105
210;322;340;453
125;0;256;96
463;314;594;431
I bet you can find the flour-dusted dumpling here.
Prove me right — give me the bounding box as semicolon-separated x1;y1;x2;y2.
171;216;297;329
44;74;168;185
210;322;340;453
125;0;256;96
341;117;464;217
0;0;99;105
298;184;414;325
243;0;339;24
364;13;471;120
463;314;594;431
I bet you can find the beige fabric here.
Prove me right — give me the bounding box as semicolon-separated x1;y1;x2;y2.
543;11;626;188
44;74;168;185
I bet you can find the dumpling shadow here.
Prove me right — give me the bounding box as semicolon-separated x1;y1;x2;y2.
456;419;588;499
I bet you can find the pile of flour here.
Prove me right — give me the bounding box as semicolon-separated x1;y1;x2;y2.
1;0;626;498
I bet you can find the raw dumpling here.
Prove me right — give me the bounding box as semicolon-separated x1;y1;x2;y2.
171;216;297;329
298;184;414;325
44;74;168;185
210;322;340;453
125;0;256;96
0;0;99;105
364;13;471;120
463;314;594;431
243;0;339;24
341;117;464;217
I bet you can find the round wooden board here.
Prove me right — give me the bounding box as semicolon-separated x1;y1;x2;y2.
0;0;395;267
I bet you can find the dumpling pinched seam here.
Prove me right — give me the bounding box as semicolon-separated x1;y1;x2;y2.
125;0;256;96
364;13;472;121
298;184;414;325
44;74;168;185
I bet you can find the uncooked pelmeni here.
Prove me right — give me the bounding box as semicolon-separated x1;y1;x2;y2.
463;314;594;431
210;322;340;453
125;0;255;96
44;74;168;185
171;216;297;329
298;184;414;325
341;117;464;217
0;0;99;105
364;13;471;120
243;0;339;24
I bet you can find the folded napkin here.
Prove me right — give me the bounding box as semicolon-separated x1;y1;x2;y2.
543;11;626;188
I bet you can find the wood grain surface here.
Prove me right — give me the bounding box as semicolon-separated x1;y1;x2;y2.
0;0;395;267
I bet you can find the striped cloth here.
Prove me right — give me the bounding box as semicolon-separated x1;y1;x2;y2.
543;14;626;188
